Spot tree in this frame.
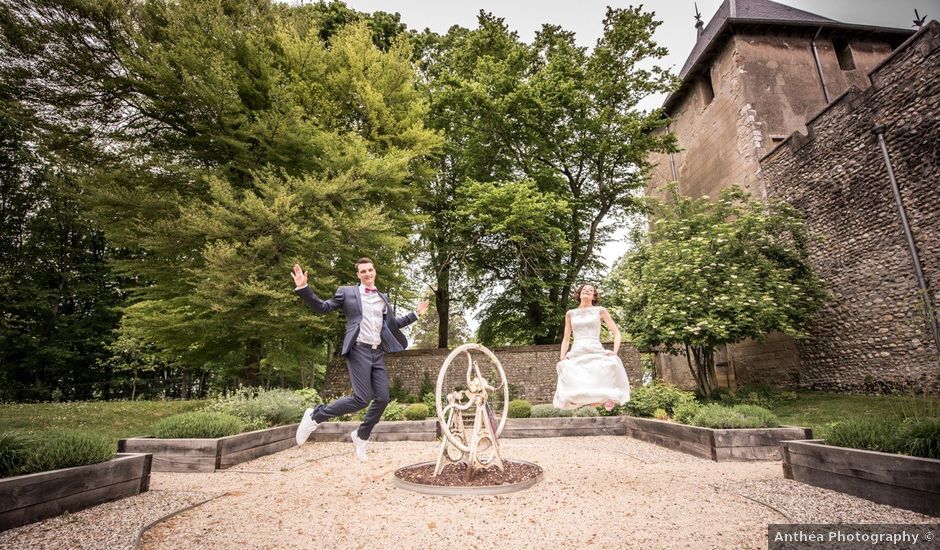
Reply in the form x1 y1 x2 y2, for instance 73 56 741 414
608 185 828 396
414 8 677 345
407 303 472 350
1 0 439 385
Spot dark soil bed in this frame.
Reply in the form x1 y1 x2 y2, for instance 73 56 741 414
395 460 542 487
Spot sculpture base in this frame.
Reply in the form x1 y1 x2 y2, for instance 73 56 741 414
393 460 543 495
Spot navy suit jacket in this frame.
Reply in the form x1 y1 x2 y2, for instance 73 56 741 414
295 285 418 356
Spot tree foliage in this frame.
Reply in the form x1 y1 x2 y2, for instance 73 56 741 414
414 8 677 345
608 185 828 396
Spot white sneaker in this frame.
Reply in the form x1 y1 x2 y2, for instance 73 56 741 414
350 430 368 462
295 408 319 446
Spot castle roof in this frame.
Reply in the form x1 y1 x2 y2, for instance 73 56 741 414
663 0 914 114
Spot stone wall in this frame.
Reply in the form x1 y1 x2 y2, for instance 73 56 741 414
321 344 642 405
759 22 940 392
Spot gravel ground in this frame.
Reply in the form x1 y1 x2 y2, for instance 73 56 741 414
3 436 935 550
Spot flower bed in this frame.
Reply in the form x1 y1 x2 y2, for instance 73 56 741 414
781 439 940 517
0 453 152 531
623 416 811 461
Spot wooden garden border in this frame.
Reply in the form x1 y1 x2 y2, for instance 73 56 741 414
623 416 812 461
782 439 940 517
0 452 152 531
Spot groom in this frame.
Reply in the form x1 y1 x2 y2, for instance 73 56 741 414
292 257 428 461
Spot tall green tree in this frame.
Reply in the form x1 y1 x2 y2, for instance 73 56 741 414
1 0 439 385
415 8 677 345
607 185 828 396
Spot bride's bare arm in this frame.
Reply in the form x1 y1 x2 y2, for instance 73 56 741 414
558 310 572 360
599 307 621 355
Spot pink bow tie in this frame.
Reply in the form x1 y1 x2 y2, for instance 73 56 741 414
364 287 378 294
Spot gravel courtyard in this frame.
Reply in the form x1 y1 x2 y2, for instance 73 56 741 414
1 436 935 549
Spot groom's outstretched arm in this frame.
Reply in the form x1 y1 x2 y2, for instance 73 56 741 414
292 263 344 314
395 299 428 327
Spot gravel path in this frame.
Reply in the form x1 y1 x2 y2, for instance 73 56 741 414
2 436 934 550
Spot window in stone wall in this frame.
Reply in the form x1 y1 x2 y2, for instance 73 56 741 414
833 36 856 71
701 70 715 107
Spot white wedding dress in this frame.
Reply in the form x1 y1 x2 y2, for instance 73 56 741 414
553 306 631 410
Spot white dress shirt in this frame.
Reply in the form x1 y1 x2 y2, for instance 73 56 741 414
356 285 386 346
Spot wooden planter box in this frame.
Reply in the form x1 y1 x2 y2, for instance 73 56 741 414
0 453 152 532
311 420 438 442
502 416 628 438
623 416 812 461
782 439 940 517
118 424 298 473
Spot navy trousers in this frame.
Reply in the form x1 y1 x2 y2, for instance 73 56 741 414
310 344 389 440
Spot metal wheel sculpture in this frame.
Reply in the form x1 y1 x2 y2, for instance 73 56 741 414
433 343 509 480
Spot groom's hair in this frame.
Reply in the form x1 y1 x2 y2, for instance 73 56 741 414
355 257 374 270
574 284 601 305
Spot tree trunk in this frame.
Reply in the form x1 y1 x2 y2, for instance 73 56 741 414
687 344 719 397
436 267 450 348
242 338 262 387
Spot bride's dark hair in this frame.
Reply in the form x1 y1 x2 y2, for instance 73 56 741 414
574 284 600 305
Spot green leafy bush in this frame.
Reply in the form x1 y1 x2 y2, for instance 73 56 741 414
204 388 307 427
423 392 441 418
627 382 696 417
895 418 940 459
508 399 532 418
294 388 322 408
652 408 669 420
382 400 405 421
151 411 247 438
419 371 435 398
404 403 430 421
0 430 113 477
404 394 419 404
574 406 599 417
672 400 702 424
690 403 779 429
389 377 407 402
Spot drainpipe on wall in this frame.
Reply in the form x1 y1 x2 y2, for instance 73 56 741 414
874 126 940 356
811 27 832 104
667 124 679 181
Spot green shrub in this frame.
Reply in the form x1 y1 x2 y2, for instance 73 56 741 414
508 399 532 418
419 370 435 398
895 418 940 459
714 384 797 408
205 387 308 427
404 394 419 404
0 431 31 477
652 408 669 420
827 417 901 453
574 406 599 417
690 403 778 429
672 400 702 424
627 382 696 417
597 403 624 416
0 430 113 477
556 407 574 417
530 404 559 418
382 400 405 421
389 377 408 402
731 404 780 427
294 388 322 408
404 403 430 421
423 392 441 418
152 412 247 438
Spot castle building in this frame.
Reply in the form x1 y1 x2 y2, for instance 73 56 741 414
647 0 939 391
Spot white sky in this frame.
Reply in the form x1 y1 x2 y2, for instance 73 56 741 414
324 0 937 328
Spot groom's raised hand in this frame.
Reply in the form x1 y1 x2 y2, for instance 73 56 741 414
291 264 308 288
416 299 430 316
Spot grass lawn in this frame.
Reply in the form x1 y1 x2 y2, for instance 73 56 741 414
771 391 940 440
0 400 206 446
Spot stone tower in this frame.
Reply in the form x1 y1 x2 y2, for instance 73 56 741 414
646 0 916 389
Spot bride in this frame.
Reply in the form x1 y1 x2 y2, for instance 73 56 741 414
553 284 631 410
